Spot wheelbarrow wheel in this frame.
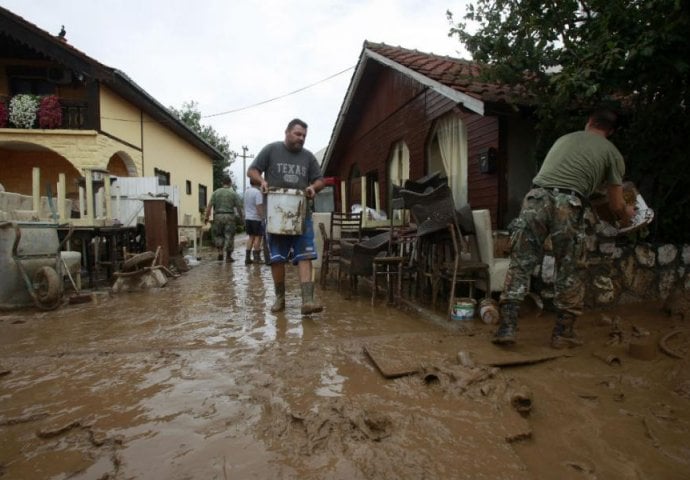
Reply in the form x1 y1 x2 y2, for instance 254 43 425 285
33 266 61 308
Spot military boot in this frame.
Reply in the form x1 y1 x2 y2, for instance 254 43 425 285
300 282 323 315
245 250 252 265
252 250 262 264
492 301 519 345
270 282 286 313
551 313 583 349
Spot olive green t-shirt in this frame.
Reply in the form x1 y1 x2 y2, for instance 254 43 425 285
209 187 242 214
532 130 625 197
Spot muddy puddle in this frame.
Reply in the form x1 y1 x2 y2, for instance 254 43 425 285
1 239 689 479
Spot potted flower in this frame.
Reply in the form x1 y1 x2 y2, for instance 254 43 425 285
38 95 63 129
0 99 8 128
9 94 39 129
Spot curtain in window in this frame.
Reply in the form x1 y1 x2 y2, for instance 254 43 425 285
436 114 468 208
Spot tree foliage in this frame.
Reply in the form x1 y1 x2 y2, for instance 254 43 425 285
169 101 237 191
448 0 690 243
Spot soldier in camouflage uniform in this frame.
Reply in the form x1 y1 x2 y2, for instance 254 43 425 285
204 175 244 262
494 109 635 348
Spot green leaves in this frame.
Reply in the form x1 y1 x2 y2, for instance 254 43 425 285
448 0 690 242
170 101 237 190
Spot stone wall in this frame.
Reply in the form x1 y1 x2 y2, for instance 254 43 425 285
534 235 690 309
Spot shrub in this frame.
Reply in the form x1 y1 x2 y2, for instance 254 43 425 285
38 95 63 129
9 94 38 129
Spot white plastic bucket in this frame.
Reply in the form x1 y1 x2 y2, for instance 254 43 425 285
479 298 499 325
451 298 476 321
266 188 307 235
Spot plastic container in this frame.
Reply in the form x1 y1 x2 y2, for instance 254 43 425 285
479 298 499 325
265 188 306 235
451 298 476 321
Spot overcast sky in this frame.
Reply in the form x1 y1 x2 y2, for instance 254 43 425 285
2 0 471 190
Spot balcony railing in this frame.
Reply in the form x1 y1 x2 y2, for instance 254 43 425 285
0 96 91 130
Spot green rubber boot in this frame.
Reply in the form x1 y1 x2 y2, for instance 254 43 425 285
300 282 323 315
271 282 285 313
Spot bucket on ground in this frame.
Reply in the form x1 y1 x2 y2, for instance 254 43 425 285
265 188 307 235
479 298 499 324
451 298 476 321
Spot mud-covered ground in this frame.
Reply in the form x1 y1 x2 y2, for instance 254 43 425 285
1 238 689 479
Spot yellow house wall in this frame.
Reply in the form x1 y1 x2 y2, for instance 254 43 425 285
142 112 213 224
99 86 142 148
0 129 142 185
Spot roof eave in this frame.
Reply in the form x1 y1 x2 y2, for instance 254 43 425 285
321 46 485 173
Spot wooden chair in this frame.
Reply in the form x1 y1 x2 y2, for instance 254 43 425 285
371 228 417 305
319 211 362 288
441 223 490 320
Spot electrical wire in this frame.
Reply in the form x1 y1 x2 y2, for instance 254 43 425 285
99 65 355 123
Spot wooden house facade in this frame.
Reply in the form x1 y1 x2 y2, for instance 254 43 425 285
321 41 538 228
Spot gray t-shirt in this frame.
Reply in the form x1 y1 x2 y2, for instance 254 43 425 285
250 141 323 190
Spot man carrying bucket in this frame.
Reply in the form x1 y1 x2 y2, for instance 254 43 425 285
247 118 325 315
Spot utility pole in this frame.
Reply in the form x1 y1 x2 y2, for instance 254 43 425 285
239 145 254 193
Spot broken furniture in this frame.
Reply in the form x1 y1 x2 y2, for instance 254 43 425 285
320 211 362 288
399 182 489 319
370 196 414 305
58 224 142 289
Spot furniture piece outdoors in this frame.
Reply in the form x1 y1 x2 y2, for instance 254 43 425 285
319 211 362 288
471 209 510 294
442 224 490 319
371 229 417 305
371 197 414 305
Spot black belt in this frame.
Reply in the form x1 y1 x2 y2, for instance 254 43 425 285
215 211 234 214
532 184 586 203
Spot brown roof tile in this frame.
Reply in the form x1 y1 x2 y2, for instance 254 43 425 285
365 41 534 106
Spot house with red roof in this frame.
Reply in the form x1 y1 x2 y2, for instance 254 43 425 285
321 41 539 228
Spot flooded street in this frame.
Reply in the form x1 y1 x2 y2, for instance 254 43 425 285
1 239 690 479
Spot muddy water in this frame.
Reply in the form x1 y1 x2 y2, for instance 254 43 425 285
1 242 690 479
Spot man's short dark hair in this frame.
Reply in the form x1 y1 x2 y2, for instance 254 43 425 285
287 118 308 131
589 109 618 132
222 175 232 185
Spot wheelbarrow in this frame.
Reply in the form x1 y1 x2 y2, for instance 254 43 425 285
9 222 75 310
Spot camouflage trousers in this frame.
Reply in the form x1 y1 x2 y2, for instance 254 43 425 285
500 187 587 316
211 213 237 254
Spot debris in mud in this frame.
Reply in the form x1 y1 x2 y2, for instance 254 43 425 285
269 399 393 456
0 412 49 426
592 351 622 366
659 329 687 359
363 344 420 379
564 460 596 475
0 368 10 377
36 419 83 439
508 385 533 416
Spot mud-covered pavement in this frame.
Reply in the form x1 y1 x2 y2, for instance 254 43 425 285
1 241 690 479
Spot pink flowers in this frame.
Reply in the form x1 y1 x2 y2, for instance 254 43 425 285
37 95 63 129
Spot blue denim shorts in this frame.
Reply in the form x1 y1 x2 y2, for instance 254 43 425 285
266 217 318 265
